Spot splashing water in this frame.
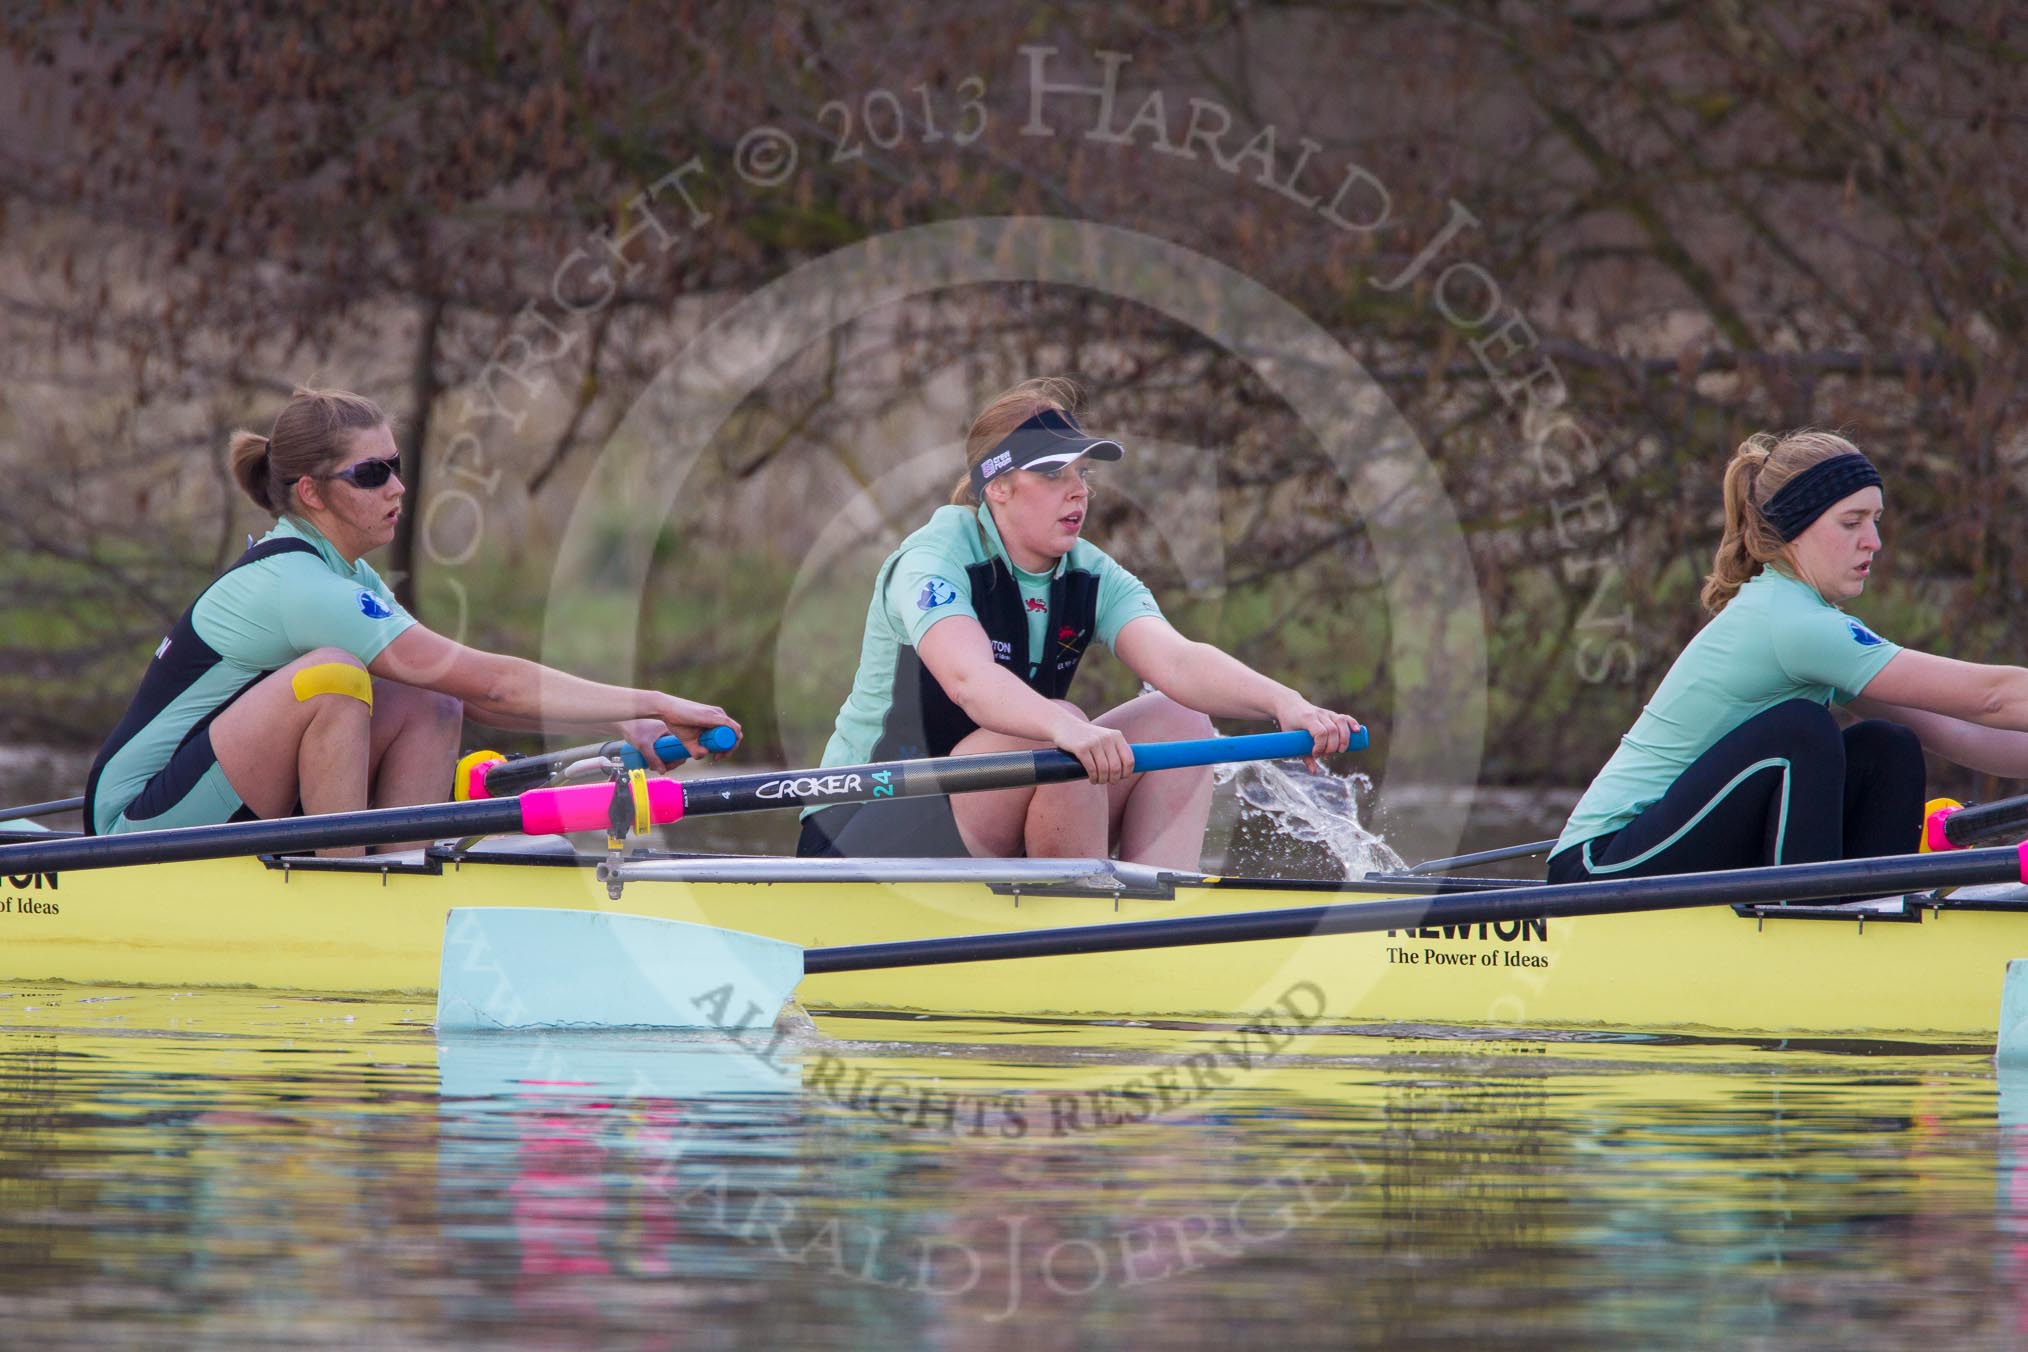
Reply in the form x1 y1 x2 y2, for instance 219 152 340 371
1213 760 1405 879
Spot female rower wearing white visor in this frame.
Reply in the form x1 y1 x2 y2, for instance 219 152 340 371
1551 428 2028 885
797 376 1363 868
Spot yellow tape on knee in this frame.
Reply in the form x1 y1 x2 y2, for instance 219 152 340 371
292 663 373 709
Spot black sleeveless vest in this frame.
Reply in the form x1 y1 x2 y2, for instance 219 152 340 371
871 555 1101 761
83 537 318 832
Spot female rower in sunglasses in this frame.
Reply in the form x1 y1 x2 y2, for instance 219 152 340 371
83 387 738 851
796 377 1362 867
1550 428 2028 885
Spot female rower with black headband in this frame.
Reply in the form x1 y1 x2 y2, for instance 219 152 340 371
84 387 738 852
1549 429 2028 884
797 377 1363 867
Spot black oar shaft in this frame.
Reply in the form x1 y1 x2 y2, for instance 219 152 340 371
803 846 2025 974
681 750 1085 817
0 799 521 874
0 795 85 823
1944 796 2028 849
1403 837 1556 875
4 755 1082 868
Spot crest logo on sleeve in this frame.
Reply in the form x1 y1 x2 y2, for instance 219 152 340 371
916 579 959 611
357 590 395 620
1846 620 1884 648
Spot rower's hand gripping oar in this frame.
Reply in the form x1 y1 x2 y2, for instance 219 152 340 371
0 729 1348 875
437 838 2028 1031
459 726 740 800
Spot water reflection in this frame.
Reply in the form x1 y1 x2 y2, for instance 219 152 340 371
0 986 2019 1346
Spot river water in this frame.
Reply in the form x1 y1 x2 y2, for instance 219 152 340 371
0 986 2020 1347
15 747 2011 1346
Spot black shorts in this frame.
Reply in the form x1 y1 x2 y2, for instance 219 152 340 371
103 725 268 830
796 797 972 858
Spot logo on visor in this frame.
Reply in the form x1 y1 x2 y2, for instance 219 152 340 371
357 590 394 620
978 450 1013 482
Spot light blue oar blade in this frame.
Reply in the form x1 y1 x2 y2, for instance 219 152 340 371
2000 958 2028 1072
437 907 805 1031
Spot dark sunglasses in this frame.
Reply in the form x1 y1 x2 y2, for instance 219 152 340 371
316 455 402 490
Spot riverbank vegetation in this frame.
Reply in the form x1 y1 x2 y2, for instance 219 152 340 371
2 3 2020 801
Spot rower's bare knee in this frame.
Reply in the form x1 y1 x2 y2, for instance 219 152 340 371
425 687 462 726
1107 691 1213 742
428 689 462 748
1034 774 1107 811
1022 772 1110 857
407 687 464 761
1152 696 1214 741
380 681 461 740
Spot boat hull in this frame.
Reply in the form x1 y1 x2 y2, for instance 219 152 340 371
3 847 2021 1038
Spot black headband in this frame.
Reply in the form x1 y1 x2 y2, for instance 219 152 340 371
1762 452 1883 541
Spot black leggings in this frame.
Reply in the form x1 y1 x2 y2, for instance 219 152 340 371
1547 699 1924 884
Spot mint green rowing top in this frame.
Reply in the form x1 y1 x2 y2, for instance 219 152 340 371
90 516 415 834
1553 568 1903 857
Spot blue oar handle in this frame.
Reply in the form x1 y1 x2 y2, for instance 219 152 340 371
1127 727 1362 774
621 725 739 770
